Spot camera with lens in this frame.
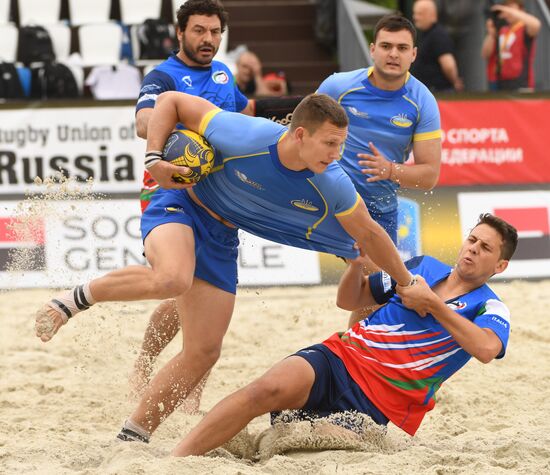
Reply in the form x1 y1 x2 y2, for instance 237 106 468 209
484 0 507 29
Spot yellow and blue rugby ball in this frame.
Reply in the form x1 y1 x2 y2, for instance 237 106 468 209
162 130 215 184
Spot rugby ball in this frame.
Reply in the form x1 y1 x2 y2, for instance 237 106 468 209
162 130 215 184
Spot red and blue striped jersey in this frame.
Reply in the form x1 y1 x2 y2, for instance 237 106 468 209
323 255 510 435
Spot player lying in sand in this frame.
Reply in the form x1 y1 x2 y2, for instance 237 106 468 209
170 213 517 456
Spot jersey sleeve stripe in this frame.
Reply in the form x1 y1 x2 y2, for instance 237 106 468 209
198 108 222 136
413 130 442 141
482 298 511 323
334 192 361 217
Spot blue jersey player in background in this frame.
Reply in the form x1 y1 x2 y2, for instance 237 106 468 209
35 93 416 444
136 0 251 212
317 15 442 328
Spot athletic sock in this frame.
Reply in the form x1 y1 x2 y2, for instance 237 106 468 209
49 282 96 323
116 419 150 444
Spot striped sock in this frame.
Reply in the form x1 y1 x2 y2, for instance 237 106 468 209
117 419 150 443
49 282 96 323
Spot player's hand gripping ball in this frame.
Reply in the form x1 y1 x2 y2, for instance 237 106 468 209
162 130 215 184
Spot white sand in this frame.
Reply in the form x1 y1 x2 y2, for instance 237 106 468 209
1 281 550 474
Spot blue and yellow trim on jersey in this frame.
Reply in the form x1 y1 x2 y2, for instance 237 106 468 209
335 193 361 217
199 107 222 136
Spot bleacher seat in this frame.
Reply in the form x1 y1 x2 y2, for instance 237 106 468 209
44 23 71 62
0 23 18 61
18 0 60 25
68 0 110 26
120 0 162 25
0 0 10 25
78 23 122 66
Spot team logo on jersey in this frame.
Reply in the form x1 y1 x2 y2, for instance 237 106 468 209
390 114 413 128
291 199 319 212
234 170 264 190
139 84 161 94
165 207 186 214
447 300 467 311
137 93 158 105
347 106 369 119
181 75 193 87
212 71 229 84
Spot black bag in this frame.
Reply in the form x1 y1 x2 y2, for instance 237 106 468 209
137 19 176 59
17 25 56 65
0 62 25 99
30 63 79 99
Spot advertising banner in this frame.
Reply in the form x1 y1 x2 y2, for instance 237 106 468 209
438 99 550 186
458 191 550 279
0 107 144 195
0 200 320 289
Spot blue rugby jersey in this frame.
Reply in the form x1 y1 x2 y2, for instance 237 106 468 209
192 109 361 259
136 54 248 114
317 67 441 214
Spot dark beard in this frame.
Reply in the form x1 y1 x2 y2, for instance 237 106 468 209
181 41 216 66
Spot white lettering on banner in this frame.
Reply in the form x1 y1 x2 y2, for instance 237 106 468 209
441 128 509 144
0 107 145 194
442 148 523 166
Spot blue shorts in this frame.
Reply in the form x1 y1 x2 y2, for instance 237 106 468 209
366 206 398 245
140 189 240 294
272 344 389 428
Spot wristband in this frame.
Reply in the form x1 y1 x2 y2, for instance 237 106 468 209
145 151 163 169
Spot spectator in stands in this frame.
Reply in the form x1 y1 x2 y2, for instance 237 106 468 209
410 0 464 92
481 0 541 91
235 50 288 97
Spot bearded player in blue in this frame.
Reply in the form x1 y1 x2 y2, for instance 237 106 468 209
35 92 416 444
317 14 442 327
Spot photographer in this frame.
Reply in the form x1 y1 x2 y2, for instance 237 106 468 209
481 0 541 91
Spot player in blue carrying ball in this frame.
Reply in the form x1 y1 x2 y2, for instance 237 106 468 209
35 92 416 443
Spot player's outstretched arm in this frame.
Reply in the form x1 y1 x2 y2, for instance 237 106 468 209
336 258 377 311
337 201 413 288
145 92 219 189
171 355 314 456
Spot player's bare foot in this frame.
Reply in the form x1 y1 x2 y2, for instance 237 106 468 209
34 284 95 342
35 304 67 342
